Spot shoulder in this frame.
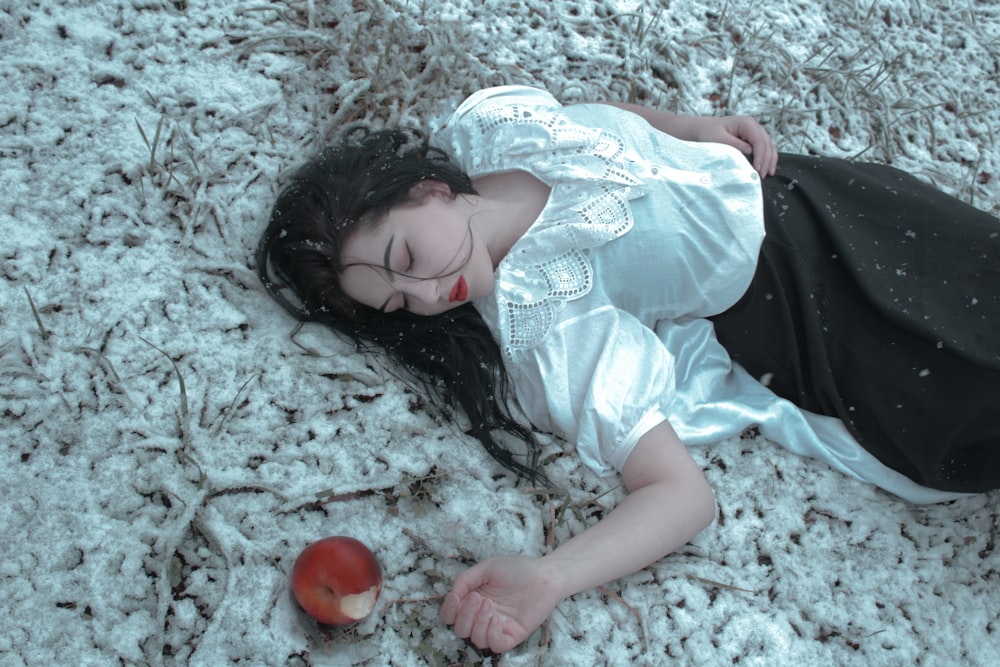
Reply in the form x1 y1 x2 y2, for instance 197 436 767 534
437 85 569 151
434 86 602 180
449 86 562 120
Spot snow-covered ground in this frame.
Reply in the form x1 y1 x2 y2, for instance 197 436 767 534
1 0 998 664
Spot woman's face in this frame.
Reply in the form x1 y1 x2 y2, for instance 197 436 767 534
339 181 495 316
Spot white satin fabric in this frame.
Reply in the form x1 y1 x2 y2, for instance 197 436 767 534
435 86 967 503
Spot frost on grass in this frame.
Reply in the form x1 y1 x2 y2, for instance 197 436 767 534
1 0 998 665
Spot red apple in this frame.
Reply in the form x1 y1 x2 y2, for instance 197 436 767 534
291 536 383 625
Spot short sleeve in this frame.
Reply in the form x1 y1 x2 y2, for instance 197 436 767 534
509 305 675 476
449 86 562 119
435 86 561 175
434 86 607 182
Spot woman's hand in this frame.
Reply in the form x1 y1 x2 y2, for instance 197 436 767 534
596 102 779 179
441 421 716 653
684 115 779 179
440 554 562 653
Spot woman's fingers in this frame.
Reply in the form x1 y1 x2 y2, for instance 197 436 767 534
732 117 778 178
448 590 484 639
447 590 510 651
757 148 778 177
486 612 511 652
467 596 499 649
749 137 778 177
440 554 553 652
440 591 461 625
706 116 778 178
441 558 493 626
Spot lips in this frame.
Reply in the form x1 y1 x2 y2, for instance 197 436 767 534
449 276 468 303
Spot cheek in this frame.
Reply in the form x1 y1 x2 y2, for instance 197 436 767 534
339 266 386 310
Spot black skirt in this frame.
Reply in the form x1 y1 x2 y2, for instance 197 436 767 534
710 154 1000 493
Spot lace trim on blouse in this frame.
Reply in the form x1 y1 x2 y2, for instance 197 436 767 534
454 97 644 362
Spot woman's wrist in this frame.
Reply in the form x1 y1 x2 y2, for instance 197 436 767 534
534 552 583 602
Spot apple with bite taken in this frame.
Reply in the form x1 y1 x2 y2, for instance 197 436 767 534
291 536 383 625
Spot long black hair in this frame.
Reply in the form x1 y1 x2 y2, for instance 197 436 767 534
257 128 543 481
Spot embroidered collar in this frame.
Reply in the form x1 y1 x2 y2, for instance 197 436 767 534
444 100 644 361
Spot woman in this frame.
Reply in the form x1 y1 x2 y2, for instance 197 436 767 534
258 86 999 652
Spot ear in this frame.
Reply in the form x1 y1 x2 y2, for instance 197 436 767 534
409 179 453 200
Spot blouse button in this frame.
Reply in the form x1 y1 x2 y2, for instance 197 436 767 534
651 167 659 175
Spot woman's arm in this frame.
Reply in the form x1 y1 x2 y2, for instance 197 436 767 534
596 101 779 178
440 420 715 652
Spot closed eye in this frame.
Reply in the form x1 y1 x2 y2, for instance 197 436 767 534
405 243 415 273
397 244 414 311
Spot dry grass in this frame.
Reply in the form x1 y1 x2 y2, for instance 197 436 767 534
1 1 997 665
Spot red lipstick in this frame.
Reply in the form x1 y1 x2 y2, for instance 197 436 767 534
449 276 468 303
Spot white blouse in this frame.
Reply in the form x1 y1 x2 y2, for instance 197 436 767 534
434 86 965 504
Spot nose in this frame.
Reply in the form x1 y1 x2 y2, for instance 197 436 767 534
401 277 440 305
